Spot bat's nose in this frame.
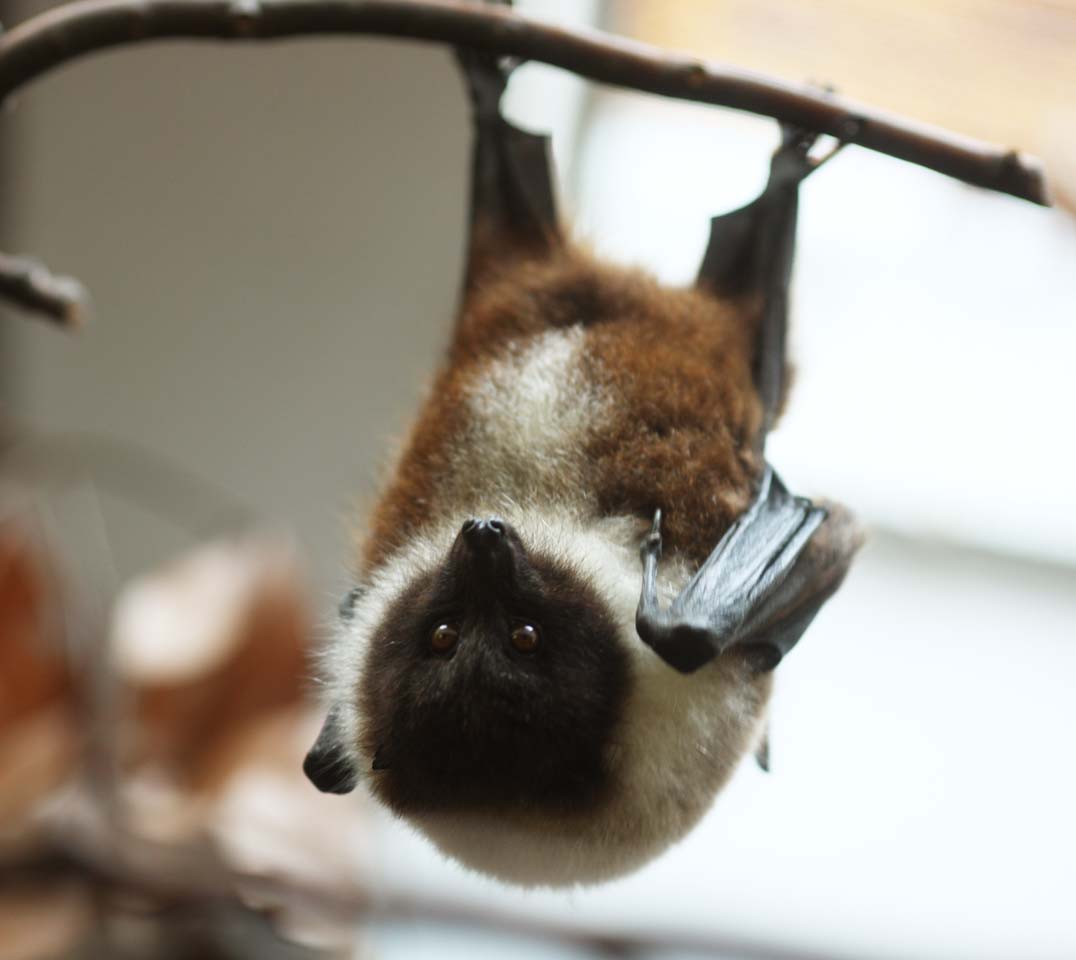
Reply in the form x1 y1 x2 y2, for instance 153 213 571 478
462 517 507 553
455 517 522 588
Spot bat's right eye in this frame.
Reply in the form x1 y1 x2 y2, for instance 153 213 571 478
430 623 460 655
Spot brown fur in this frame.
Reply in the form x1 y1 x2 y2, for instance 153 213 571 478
361 244 766 572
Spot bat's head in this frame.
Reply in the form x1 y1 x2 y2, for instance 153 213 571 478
351 515 630 814
305 510 771 887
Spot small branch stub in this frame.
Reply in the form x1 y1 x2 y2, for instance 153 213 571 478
0 252 90 328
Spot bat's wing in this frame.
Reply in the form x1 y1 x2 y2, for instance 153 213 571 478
455 47 560 290
696 126 842 434
644 125 858 675
636 466 861 674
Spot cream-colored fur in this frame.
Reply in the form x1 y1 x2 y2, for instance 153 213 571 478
325 327 771 886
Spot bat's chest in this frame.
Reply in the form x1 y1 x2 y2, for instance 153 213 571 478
446 327 609 513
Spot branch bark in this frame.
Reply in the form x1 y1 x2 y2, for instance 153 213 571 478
0 0 1051 207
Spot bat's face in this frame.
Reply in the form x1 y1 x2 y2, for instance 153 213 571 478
358 517 630 818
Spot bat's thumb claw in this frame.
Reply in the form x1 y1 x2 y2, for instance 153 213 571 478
649 508 662 537
641 509 663 557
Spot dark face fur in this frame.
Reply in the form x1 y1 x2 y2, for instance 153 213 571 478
357 517 629 817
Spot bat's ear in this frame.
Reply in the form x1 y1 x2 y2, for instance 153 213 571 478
337 583 366 622
695 125 840 436
303 706 359 795
455 47 561 292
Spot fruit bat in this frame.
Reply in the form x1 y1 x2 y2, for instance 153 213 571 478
304 49 861 887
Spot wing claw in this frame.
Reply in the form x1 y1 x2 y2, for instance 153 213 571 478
642 508 663 560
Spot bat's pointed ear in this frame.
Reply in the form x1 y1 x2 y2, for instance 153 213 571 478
456 47 561 293
303 706 359 795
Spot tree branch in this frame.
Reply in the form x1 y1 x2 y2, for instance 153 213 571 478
0 0 1051 207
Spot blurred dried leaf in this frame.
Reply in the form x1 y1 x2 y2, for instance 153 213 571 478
0 883 93 960
0 519 70 728
211 709 367 888
0 519 79 834
2 514 368 959
0 709 81 841
213 710 368 955
110 536 310 792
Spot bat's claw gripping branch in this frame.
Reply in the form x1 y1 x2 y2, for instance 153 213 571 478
455 2 522 118
772 124 846 187
456 46 511 119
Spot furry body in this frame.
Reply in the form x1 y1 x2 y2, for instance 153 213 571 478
323 246 775 886
363 247 763 570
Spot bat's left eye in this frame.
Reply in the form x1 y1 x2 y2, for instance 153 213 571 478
510 622 541 654
430 623 460 654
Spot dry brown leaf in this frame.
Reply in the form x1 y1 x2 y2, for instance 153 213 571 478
110 536 310 792
0 883 93 960
211 710 370 955
0 709 81 839
1 523 366 957
0 519 80 835
0 519 70 730
210 708 368 884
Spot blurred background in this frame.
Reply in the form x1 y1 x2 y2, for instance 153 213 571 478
1 1 1074 958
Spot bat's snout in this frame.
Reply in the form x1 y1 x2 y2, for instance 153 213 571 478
457 516 518 581
462 516 507 548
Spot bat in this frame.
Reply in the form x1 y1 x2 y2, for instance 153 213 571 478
303 49 861 887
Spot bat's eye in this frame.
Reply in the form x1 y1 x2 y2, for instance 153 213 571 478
430 623 460 654
510 622 541 654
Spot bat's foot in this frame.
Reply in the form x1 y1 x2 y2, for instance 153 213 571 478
773 124 845 183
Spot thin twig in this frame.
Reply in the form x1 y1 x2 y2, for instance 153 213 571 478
0 0 1050 206
0 252 89 327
